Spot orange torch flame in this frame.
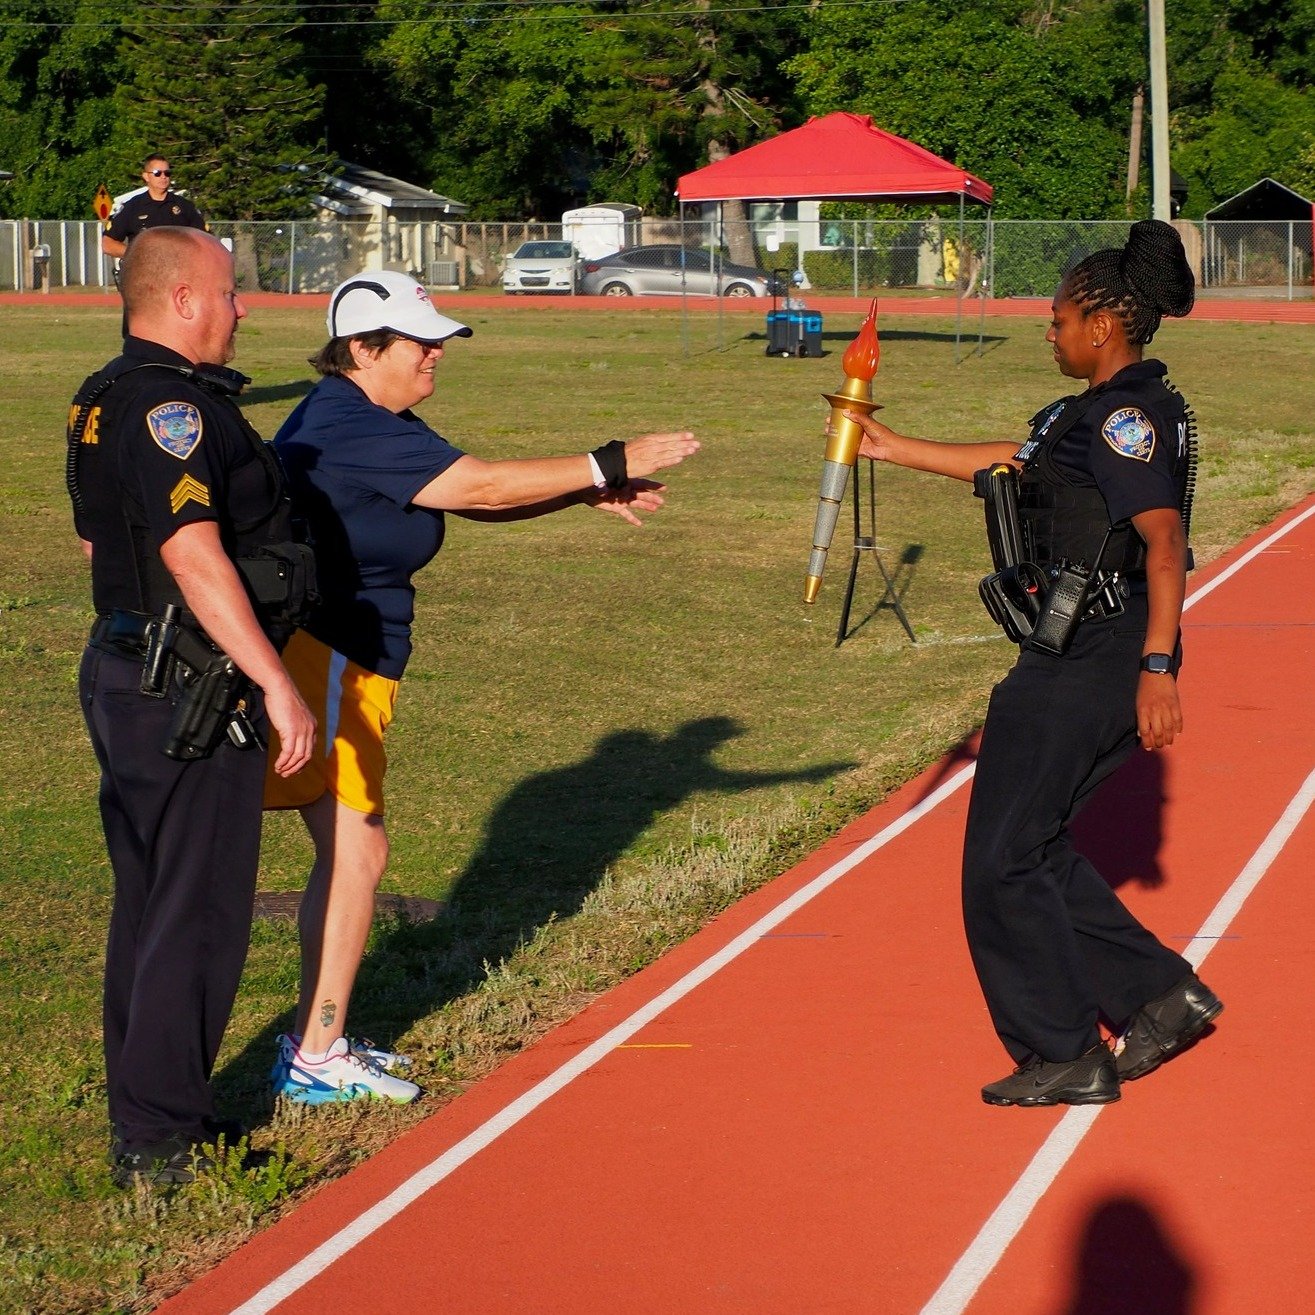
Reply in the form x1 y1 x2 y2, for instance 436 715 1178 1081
841 297 880 381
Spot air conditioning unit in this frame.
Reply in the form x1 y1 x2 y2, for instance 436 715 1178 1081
428 259 459 288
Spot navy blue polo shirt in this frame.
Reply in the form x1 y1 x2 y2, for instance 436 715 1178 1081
274 374 466 678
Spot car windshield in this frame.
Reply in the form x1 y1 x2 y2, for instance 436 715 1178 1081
514 242 574 259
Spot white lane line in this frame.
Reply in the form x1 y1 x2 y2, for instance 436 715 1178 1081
919 762 1315 1315
234 497 1315 1315
917 498 1315 1315
1181 499 1315 616
231 764 977 1315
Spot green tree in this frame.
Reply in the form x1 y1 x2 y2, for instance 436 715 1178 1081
374 0 803 226
577 1 805 260
1167 0 1315 214
376 2 612 217
788 0 1145 218
0 0 123 218
111 0 329 222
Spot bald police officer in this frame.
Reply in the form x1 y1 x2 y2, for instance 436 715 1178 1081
69 228 315 1186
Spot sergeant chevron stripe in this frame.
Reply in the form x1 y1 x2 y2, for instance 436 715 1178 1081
170 474 211 513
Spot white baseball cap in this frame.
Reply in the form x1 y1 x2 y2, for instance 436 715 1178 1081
327 270 472 343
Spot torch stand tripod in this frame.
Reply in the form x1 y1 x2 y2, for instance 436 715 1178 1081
835 458 916 647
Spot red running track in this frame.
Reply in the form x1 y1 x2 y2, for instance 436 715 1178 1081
5 290 1315 324
163 497 1315 1315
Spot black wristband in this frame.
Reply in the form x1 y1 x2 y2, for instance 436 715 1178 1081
590 439 628 489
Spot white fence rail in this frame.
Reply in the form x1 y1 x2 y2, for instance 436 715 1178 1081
2 217 1311 299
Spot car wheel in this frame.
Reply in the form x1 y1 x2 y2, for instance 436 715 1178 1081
725 283 755 299
601 281 633 297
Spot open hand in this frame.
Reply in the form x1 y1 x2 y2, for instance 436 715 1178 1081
623 431 700 478
584 478 667 526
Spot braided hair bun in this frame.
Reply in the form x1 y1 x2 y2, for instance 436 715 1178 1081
1065 219 1195 345
1121 220 1195 319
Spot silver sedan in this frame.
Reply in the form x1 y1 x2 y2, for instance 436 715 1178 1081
580 246 785 298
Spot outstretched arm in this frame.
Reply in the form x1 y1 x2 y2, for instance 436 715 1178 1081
844 410 1017 483
453 479 668 527
412 431 698 513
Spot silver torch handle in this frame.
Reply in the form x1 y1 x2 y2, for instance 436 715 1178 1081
807 459 851 580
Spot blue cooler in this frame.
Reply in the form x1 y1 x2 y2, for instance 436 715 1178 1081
766 306 823 357
802 311 823 357
765 309 795 356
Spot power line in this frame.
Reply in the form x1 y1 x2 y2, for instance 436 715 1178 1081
0 0 908 30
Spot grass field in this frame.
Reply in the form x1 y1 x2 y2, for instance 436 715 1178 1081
2 298 1313 1312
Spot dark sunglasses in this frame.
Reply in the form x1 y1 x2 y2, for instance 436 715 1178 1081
147 168 172 177
397 335 442 352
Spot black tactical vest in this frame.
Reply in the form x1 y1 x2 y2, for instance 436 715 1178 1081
1015 374 1196 577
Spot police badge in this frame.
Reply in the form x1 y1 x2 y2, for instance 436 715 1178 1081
1101 407 1156 462
147 401 204 459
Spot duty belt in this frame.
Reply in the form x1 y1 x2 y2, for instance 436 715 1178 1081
89 609 153 659
1084 573 1146 622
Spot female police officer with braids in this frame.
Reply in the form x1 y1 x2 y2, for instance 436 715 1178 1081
845 220 1222 1107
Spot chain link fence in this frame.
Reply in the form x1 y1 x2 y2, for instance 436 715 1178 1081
2 215 1311 299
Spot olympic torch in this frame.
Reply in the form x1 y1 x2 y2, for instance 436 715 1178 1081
803 298 881 604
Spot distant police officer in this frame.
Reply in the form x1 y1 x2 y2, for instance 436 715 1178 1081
845 221 1222 1107
68 227 315 1185
100 154 206 261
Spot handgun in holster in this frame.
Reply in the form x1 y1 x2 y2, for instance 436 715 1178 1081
140 604 262 759
974 464 1043 642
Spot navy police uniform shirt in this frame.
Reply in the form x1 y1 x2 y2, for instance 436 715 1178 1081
70 336 287 616
104 191 207 246
273 374 467 679
1021 358 1189 526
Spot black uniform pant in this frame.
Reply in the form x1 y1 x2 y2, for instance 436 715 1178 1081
79 646 266 1151
962 595 1190 1065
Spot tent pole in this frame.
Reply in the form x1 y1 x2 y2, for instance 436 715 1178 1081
717 204 726 350
957 191 967 362
679 202 690 358
978 206 992 356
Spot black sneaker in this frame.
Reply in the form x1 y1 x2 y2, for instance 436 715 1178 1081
1116 974 1223 1081
111 1134 215 1188
108 1116 244 1164
982 1042 1121 1107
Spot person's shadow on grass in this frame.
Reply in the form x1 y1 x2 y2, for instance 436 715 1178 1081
219 715 853 1116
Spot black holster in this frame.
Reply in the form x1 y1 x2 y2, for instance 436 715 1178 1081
978 563 1047 645
135 605 260 759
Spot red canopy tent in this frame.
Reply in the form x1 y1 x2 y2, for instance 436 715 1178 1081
676 112 994 357
675 111 992 206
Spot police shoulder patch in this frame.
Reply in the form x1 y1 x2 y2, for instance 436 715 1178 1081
1101 406 1156 462
147 402 204 459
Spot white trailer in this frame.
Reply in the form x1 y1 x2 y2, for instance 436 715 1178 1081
561 203 642 261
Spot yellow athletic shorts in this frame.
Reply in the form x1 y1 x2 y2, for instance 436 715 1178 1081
263 629 399 816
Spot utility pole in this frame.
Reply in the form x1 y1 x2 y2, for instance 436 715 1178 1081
1148 0 1171 220
1127 84 1145 201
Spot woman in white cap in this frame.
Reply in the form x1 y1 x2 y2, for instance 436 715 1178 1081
265 271 698 1104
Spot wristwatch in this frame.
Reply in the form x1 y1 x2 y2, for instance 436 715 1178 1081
1140 652 1175 675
